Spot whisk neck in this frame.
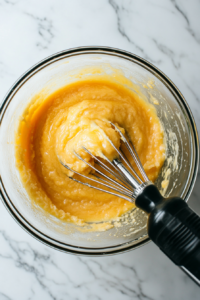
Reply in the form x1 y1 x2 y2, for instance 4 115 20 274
113 158 140 189
135 184 164 213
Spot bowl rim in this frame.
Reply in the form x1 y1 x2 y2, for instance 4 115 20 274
0 46 199 256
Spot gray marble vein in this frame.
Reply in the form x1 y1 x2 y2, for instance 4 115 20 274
24 12 54 49
170 0 200 44
0 0 200 299
108 0 162 64
0 225 199 300
0 293 12 300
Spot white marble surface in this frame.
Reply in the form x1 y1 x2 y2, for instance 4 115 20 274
0 0 200 299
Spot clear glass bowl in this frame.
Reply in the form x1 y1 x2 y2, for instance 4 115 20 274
0 47 199 255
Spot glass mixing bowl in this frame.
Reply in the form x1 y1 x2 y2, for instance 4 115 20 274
0 47 199 255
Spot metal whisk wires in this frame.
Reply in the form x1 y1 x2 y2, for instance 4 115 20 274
59 122 149 203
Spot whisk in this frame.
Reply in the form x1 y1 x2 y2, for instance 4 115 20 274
59 122 200 285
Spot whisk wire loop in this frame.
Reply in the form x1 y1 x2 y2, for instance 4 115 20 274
73 151 133 193
82 146 132 189
59 125 150 202
59 160 133 202
110 122 149 182
102 128 143 183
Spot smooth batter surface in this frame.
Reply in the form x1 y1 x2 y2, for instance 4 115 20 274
16 74 166 227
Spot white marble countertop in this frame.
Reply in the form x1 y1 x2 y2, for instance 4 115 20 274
0 0 200 299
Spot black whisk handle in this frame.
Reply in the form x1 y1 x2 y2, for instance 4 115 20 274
135 184 200 285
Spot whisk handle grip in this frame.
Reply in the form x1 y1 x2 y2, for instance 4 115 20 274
135 185 200 285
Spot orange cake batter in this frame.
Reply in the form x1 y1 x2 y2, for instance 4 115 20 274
15 73 166 227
